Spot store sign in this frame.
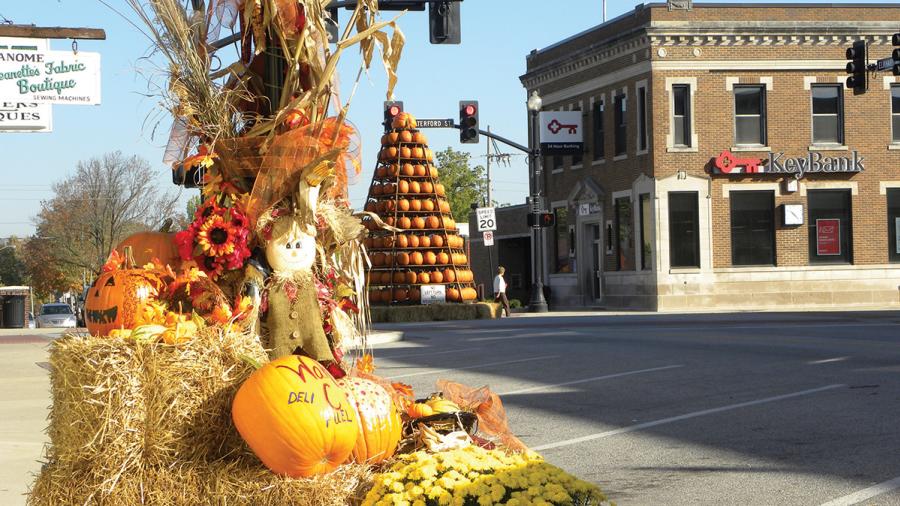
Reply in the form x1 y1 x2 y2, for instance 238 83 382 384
539 110 583 153
712 150 864 179
816 219 841 256
578 202 601 216
0 49 101 105
0 38 51 132
420 285 446 305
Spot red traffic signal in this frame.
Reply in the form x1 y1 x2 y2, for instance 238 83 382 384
459 100 479 144
527 212 555 228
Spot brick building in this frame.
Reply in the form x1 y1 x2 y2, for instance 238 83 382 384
501 2 900 310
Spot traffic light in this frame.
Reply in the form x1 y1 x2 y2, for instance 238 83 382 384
459 100 479 144
383 101 403 131
845 39 867 94
893 33 900 76
527 212 555 228
428 1 460 44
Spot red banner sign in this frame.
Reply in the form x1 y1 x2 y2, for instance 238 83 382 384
816 219 841 256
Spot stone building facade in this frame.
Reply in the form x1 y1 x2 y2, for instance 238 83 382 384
512 2 900 310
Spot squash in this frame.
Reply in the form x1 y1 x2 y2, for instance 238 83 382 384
232 355 359 477
337 377 402 464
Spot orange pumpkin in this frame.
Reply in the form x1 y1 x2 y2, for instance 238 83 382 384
412 147 425 159
435 183 446 196
419 235 431 248
394 288 408 301
408 288 421 302
418 272 431 284
396 252 410 266
369 289 381 303
398 180 409 193
391 112 417 129
414 164 427 177
410 199 422 211
447 288 460 301
413 131 427 144
409 181 421 194
422 199 435 212
421 182 434 194
437 252 450 265
408 235 421 248
232 355 359 477
402 163 415 176
397 235 409 248
399 130 413 143
461 287 478 301
376 166 387 178
400 146 412 159
85 268 163 336
443 268 456 283
405 271 417 284
410 251 424 265
430 235 444 248
398 199 410 211
426 216 440 229
387 164 400 177
431 270 444 283
428 165 439 178
115 232 180 268
412 217 426 230
393 271 406 283
439 201 451 214
398 216 412 229
337 377 402 464
387 132 400 144
425 251 437 265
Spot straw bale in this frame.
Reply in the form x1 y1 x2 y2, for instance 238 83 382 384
43 327 268 492
370 302 499 323
29 458 375 506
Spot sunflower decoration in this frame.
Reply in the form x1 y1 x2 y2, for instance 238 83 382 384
175 195 253 280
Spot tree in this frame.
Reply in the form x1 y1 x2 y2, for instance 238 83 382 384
433 148 488 222
0 237 25 286
28 151 180 288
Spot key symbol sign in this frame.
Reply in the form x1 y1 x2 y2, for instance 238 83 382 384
547 118 578 135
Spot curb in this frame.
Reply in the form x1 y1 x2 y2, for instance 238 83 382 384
358 330 404 347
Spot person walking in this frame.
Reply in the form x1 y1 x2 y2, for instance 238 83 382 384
493 266 511 317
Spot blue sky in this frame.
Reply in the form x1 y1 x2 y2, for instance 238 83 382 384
0 0 881 240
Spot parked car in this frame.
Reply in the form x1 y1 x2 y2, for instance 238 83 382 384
36 303 77 329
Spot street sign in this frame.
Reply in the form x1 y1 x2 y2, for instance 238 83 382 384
483 230 494 246
878 57 895 71
476 206 496 231
420 284 446 304
417 118 454 128
539 110 583 154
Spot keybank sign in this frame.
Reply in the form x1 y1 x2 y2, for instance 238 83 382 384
712 149 864 179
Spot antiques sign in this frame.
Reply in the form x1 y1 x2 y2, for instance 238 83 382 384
0 49 101 105
0 37 51 132
712 149 864 179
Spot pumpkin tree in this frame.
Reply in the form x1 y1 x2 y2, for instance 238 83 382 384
363 112 478 305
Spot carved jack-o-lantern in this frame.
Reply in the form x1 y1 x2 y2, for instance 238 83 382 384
84 269 163 336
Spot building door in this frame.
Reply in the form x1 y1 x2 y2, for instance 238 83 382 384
582 222 603 303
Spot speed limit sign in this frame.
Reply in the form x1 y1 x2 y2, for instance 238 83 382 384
476 207 496 231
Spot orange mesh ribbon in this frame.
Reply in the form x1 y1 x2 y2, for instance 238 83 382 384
437 380 529 452
246 117 361 226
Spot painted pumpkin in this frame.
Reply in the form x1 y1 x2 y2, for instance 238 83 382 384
84 269 163 336
115 232 180 268
232 355 359 478
337 377 402 464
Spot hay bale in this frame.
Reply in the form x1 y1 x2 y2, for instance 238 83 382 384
29 458 375 506
42 328 268 493
370 302 499 323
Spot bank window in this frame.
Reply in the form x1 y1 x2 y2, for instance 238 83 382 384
673 84 691 147
593 99 605 160
889 189 900 262
730 191 776 266
734 85 766 146
615 197 634 270
614 94 626 156
811 85 843 145
639 194 652 270
553 206 571 273
808 189 852 264
891 85 900 143
668 192 700 268
637 85 648 152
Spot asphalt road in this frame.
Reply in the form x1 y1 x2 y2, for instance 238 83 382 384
372 311 900 506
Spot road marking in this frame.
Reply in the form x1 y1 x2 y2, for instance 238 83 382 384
820 476 900 506
468 330 578 342
378 347 484 360
808 356 850 365
387 354 559 380
500 364 684 396
533 383 845 452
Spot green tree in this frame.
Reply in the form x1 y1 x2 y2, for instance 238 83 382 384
433 147 487 221
0 237 25 286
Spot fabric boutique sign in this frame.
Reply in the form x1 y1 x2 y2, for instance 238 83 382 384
712 150 864 178
0 49 101 105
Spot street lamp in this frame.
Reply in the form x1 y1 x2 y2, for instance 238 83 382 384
527 90 548 313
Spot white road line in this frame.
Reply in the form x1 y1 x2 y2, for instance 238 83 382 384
533 383 845 452
808 356 850 365
820 476 900 506
387 354 559 380
468 330 579 342
378 347 484 360
500 364 684 396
